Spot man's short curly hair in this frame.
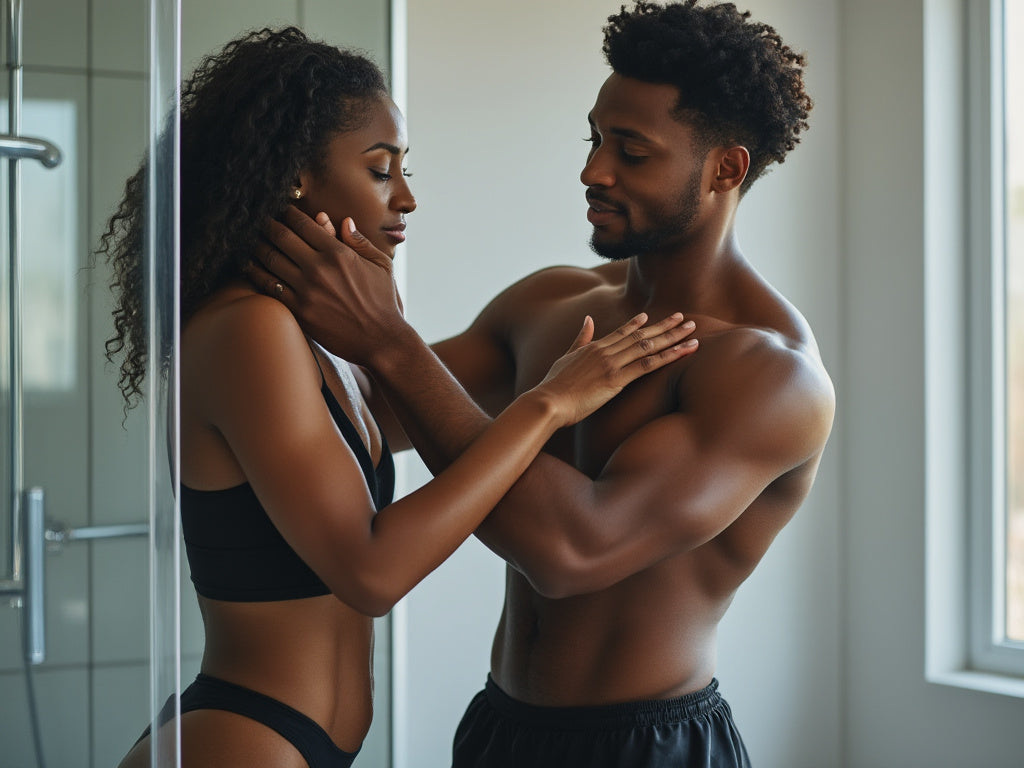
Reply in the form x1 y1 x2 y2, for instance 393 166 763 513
603 0 812 192
97 27 387 409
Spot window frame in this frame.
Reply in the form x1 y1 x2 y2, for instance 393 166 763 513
967 0 1024 678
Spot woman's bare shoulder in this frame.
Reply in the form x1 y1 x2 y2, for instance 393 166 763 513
182 286 319 413
186 284 297 339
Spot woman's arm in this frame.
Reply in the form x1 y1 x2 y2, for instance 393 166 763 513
195 295 695 616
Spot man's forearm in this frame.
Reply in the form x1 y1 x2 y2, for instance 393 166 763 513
368 332 492 475
370 336 590 591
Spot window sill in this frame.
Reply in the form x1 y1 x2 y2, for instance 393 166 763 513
927 669 1024 700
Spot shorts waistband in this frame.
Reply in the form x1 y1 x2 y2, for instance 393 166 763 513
483 675 723 730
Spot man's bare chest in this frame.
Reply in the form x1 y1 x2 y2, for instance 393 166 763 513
508 308 687 476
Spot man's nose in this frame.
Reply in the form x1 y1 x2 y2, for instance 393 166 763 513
580 147 614 188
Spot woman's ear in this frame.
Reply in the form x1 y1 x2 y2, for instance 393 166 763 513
710 146 749 193
291 169 314 200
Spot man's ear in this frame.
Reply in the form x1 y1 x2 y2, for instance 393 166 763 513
710 146 749 193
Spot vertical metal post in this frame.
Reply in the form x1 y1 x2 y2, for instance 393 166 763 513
5 0 25 601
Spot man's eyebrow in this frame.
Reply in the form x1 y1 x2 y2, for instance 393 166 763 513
586 114 654 144
610 127 654 143
361 142 406 155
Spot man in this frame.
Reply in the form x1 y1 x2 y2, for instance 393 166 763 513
257 2 834 765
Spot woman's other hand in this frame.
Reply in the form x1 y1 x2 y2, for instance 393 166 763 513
535 313 698 427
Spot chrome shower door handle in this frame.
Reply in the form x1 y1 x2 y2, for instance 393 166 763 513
23 487 44 664
0 134 62 168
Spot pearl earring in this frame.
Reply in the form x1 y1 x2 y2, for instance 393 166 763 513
292 188 304 199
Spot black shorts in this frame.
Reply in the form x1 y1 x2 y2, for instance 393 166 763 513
452 676 751 768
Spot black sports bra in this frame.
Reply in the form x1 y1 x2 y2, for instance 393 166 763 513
181 375 395 602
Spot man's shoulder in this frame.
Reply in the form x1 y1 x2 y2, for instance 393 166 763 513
685 323 835 461
694 323 831 402
488 262 621 310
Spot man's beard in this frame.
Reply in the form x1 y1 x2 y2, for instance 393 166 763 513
588 169 702 261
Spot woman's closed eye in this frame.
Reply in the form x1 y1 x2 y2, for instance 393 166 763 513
370 168 414 181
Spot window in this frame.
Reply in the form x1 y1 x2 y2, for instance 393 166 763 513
969 0 1024 676
1003 0 1024 645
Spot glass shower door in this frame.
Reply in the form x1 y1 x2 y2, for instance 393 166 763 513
0 2 396 767
0 0 183 766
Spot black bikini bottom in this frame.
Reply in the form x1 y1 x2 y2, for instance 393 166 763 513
138 672 360 768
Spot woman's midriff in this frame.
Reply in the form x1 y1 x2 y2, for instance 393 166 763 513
197 593 374 753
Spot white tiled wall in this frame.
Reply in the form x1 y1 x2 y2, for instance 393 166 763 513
22 0 88 69
91 539 149 665
305 0 390 69
92 662 149 766
181 0 298 74
0 667 90 768
91 0 147 74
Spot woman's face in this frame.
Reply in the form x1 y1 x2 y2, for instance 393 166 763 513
296 94 415 258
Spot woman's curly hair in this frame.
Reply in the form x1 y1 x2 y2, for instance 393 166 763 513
97 27 387 409
603 0 812 192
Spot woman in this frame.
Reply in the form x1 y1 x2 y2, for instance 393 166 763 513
101 28 696 768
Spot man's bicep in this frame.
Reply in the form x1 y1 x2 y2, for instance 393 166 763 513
593 414 773 550
477 413 764 598
521 391 816 595
595 349 835 555
487 334 835 597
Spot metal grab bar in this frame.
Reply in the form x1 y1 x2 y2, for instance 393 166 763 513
0 488 45 662
0 504 150 666
24 488 43 664
0 134 61 167
45 522 149 544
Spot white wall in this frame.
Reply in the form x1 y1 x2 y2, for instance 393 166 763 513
398 1 843 766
